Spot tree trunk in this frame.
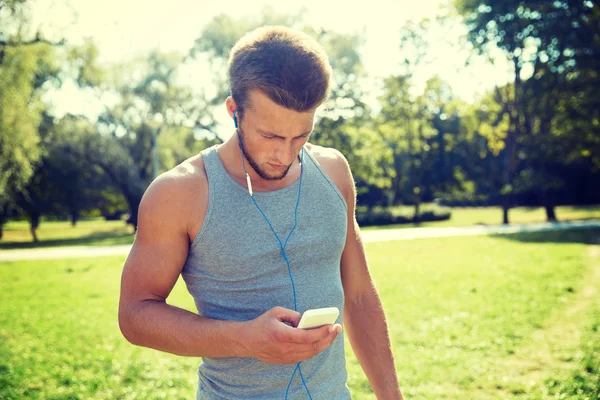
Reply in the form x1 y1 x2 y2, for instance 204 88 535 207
387 189 396 208
501 59 523 226
30 226 39 243
413 200 421 223
545 205 557 222
391 150 404 206
0 208 7 240
502 200 510 225
29 213 40 242
543 190 557 222
392 176 403 205
502 134 514 226
70 209 79 227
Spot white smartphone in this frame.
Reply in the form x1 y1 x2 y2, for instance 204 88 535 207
297 307 340 329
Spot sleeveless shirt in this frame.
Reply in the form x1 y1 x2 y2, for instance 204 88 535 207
181 144 352 399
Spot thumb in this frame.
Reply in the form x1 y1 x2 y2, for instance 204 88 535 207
270 306 301 326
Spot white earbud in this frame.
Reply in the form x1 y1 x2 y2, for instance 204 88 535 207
246 173 253 196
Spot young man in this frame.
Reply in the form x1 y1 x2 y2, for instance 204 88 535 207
118 25 404 400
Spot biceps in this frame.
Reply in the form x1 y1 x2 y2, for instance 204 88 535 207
120 235 189 304
340 220 373 303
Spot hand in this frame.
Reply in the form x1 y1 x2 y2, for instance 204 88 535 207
241 306 342 364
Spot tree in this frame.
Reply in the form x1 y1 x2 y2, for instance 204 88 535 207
13 111 72 241
418 77 465 202
0 0 64 238
78 48 223 229
306 28 381 197
459 87 510 210
373 20 440 218
49 114 109 225
455 0 599 222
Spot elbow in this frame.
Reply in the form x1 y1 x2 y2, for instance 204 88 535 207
118 304 141 346
345 286 380 310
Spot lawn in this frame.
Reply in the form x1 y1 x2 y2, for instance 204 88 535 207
362 205 600 230
1 228 599 399
1 205 599 249
0 219 134 249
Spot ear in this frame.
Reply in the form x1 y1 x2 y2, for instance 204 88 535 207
226 96 237 120
226 97 240 129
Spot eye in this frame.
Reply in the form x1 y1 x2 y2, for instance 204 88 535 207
259 132 275 139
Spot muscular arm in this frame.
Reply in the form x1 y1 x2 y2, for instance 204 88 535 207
321 148 404 399
118 172 246 357
342 219 404 399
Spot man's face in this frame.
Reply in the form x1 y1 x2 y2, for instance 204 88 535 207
236 90 316 181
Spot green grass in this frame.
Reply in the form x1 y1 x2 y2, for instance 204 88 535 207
362 205 600 230
0 219 134 249
1 229 599 399
1 206 599 249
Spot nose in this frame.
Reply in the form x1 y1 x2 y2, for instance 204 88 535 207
275 141 296 165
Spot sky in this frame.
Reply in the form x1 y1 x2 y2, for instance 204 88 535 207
28 0 513 129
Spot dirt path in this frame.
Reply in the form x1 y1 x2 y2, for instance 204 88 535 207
1 219 599 262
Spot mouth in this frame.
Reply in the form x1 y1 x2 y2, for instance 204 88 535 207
268 163 287 170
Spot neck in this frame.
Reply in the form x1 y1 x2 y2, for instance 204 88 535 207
218 132 302 192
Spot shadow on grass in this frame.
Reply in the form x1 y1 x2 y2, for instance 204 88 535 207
0 231 134 250
492 227 600 245
473 216 600 227
363 216 600 231
568 205 600 211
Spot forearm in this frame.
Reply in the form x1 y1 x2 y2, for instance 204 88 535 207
344 290 404 400
119 299 246 358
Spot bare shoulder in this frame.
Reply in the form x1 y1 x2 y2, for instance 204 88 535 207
138 153 208 241
141 154 207 210
305 142 347 165
305 143 353 201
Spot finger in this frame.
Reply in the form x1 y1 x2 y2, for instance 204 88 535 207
270 307 301 326
275 323 327 343
289 329 342 362
291 324 342 354
311 324 342 355
283 323 331 344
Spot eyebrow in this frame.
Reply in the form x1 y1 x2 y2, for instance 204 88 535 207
257 129 312 139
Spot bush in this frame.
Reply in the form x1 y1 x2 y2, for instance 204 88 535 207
356 203 451 227
436 193 492 207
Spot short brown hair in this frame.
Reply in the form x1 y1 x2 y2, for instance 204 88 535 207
227 25 332 116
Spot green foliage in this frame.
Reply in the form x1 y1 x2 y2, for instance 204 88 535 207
87 50 221 228
0 0 64 198
456 0 596 73
0 43 48 196
455 0 600 220
2 4 599 233
67 38 106 88
356 203 451 227
375 68 472 209
0 0 66 238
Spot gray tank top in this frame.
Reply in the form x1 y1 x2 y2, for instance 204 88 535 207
181 144 352 400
